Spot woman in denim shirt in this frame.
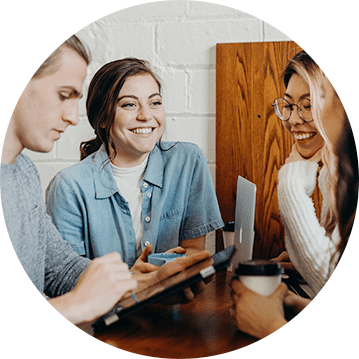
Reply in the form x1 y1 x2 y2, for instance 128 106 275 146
46 58 224 272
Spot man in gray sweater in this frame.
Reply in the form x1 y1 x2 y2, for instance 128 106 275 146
1 35 210 325
0 35 138 324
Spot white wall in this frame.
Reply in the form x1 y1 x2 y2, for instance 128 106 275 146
25 1 290 191
23 1 289 254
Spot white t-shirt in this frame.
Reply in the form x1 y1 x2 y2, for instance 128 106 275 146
111 156 148 257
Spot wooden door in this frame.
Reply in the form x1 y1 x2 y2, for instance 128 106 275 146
216 41 322 259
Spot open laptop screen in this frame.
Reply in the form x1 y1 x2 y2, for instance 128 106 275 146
232 175 257 271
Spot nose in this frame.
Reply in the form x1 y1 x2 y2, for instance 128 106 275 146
63 100 80 126
288 106 305 126
137 106 152 121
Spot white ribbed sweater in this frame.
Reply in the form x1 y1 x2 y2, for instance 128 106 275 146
277 161 340 295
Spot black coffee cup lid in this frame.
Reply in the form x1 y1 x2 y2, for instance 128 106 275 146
235 260 283 276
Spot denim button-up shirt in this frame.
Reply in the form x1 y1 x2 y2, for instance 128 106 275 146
46 142 224 267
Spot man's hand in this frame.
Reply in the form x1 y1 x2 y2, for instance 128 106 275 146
49 252 137 325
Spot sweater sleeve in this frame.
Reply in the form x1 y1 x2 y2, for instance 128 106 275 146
277 161 338 295
43 211 91 297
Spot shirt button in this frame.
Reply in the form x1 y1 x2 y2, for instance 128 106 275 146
145 216 151 223
143 183 148 188
147 192 152 198
145 241 151 247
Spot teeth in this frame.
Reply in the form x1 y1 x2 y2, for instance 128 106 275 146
132 128 153 134
293 132 315 141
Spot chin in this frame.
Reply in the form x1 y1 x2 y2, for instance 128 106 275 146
297 146 321 159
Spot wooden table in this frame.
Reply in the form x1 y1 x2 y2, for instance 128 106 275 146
78 271 257 357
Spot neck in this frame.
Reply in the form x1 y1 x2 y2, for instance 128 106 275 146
111 153 149 168
1 118 24 164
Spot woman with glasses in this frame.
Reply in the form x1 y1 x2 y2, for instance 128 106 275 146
272 51 338 296
230 52 357 339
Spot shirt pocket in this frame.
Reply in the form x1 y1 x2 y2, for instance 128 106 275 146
156 207 184 252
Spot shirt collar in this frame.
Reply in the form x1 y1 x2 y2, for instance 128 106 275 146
92 145 118 199
143 144 164 189
92 144 164 198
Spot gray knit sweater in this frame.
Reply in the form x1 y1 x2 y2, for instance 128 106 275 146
1 154 90 297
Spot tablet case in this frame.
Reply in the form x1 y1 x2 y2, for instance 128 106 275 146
92 245 235 331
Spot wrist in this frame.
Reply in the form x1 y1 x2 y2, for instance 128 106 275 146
48 290 90 325
265 316 287 337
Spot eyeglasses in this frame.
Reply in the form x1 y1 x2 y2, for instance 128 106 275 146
272 97 313 122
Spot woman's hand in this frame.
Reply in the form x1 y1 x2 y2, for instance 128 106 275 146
271 251 297 273
133 249 212 301
49 252 137 325
130 244 187 274
230 280 288 339
286 143 322 164
284 291 311 316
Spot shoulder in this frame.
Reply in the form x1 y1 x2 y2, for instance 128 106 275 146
56 154 95 181
18 153 40 174
158 141 203 159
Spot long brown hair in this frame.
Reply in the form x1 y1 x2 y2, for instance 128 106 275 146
80 58 162 161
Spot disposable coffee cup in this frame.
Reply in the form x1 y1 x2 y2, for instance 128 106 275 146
235 260 283 296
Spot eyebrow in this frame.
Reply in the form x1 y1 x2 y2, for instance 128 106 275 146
117 93 162 102
284 92 310 100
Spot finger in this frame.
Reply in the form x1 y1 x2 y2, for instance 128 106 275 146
272 282 288 300
138 244 153 261
183 287 195 301
176 250 211 267
165 251 212 275
165 246 186 254
271 251 288 262
231 279 246 295
279 262 295 270
136 262 160 273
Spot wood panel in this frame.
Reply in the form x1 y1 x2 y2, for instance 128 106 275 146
216 41 321 259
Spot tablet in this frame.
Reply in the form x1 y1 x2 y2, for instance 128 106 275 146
92 245 235 331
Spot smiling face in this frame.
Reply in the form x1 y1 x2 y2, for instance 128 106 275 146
282 74 324 159
109 74 166 167
11 47 87 155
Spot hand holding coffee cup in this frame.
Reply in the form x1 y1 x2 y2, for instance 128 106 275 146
235 260 284 296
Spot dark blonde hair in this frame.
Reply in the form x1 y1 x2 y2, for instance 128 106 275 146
284 51 358 264
80 58 161 161
33 35 90 79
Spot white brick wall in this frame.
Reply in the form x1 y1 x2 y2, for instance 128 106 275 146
25 1 290 191
22 0 290 254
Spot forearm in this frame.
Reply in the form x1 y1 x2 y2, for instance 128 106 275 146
180 235 206 256
48 291 89 325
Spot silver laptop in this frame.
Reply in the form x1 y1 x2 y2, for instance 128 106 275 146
231 175 257 272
